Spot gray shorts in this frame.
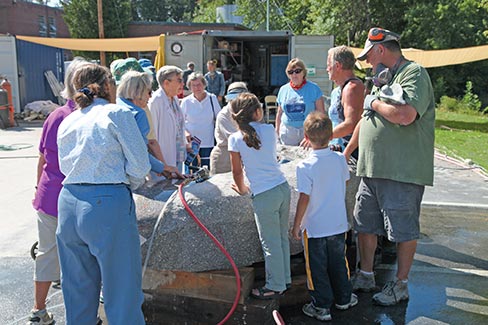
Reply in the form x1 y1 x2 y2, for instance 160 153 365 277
353 177 425 242
34 211 60 281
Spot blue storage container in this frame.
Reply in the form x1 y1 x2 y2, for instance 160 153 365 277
16 39 64 111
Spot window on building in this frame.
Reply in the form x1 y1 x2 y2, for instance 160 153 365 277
38 15 47 37
48 17 56 38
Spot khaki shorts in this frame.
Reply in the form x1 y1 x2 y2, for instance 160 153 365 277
279 124 304 146
34 211 60 282
353 177 424 242
210 145 231 175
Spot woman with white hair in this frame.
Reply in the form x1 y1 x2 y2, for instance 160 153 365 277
117 70 181 178
149 65 187 175
180 72 220 169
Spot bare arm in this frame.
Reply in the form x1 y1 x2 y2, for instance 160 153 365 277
292 192 310 240
275 105 283 136
343 119 361 162
230 151 249 195
147 139 165 163
36 153 46 185
333 81 364 139
314 96 326 114
370 99 418 126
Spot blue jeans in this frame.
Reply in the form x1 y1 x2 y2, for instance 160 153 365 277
251 182 291 292
303 231 352 309
57 184 145 325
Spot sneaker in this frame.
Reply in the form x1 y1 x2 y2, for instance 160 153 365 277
372 280 409 306
26 309 55 325
335 293 358 310
351 270 376 292
302 302 332 321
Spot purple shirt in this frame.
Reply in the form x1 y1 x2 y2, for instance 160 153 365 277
32 100 76 217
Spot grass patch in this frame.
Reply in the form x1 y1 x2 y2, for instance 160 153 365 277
435 109 488 170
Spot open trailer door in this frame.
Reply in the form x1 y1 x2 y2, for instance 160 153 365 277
291 35 334 97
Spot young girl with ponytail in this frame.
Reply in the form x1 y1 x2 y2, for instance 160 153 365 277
228 93 291 299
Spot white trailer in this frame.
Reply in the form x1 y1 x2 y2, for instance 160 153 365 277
165 30 334 98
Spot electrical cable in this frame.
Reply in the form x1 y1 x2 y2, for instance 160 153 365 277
178 181 241 325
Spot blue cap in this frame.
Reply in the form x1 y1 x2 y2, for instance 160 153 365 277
139 58 155 70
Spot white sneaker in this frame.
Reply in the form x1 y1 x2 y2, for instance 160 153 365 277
302 302 332 321
26 309 55 325
351 270 376 292
372 280 409 306
335 293 358 310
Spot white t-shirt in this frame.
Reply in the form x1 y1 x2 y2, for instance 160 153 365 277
181 92 220 148
296 148 350 238
228 122 286 195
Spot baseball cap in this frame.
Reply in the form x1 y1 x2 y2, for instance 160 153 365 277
357 28 401 61
224 82 248 101
111 58 144 85
139 58 155 70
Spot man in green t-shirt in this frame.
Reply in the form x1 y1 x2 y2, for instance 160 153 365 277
349 27 435 306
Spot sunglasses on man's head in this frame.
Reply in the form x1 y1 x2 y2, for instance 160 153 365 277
287 68 303 75
368 28 399 42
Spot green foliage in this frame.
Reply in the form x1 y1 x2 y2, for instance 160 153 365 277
192 0 225 23
435 110 488 170
131 0 196 22
462 81 482 112
192 0 313 32
437 81 485 114
437 96 461 112
62 0 132 59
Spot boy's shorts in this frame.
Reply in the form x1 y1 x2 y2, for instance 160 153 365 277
34 211 60 282
353 177 425 242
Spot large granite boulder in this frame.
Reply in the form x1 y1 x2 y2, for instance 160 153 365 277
135 145 359 273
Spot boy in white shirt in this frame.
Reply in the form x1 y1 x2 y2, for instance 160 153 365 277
292 111 358 321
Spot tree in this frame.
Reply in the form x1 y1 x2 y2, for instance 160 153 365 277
305 0 411 46
192 0 312 32
61 0 132 60
131 0 196 22
401 0 488 105
192 0 229 24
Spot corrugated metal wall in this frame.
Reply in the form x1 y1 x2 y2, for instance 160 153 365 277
16 39 64 111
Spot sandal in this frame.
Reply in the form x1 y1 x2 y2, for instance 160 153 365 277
251 286 284 300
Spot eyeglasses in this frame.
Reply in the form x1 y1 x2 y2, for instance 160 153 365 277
287 68 303 75
368 28 399 42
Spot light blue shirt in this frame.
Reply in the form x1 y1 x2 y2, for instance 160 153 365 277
205 71 226 97
277 81 323 128
328 87 344 148
228 122 286 195
117 97 165 174
58 98 150 189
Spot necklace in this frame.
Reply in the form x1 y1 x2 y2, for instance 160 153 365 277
290 78 307 90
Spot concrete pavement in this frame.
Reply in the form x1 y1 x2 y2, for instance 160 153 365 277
1 120 487 324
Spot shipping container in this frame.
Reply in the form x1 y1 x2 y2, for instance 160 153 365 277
16 39 64 111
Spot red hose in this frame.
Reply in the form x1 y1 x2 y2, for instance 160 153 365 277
178 183 241 324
